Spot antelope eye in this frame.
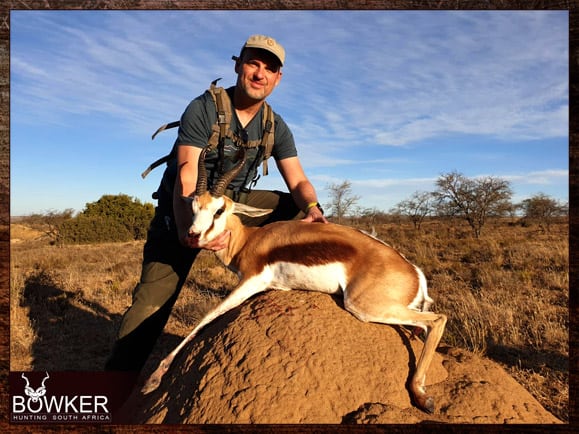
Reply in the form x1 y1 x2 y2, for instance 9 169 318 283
214 207 225 217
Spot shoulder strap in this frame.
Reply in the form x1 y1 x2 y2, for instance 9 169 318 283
208 79 275 175
259 101 275 176
206 78 230 150
142 78 276 179
141 121 180 178
141 79 225 179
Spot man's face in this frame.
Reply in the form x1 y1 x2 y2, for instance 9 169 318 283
235 48 283 102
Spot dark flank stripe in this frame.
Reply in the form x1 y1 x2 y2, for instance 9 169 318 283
265 241 357 266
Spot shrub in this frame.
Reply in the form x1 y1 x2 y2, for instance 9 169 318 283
57 215 133 244
82 194 154 240
56 194 154 244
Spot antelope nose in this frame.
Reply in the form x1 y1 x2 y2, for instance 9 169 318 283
188 231 201 240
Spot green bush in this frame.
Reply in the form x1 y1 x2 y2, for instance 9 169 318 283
57 215 133 244
57 194 154 244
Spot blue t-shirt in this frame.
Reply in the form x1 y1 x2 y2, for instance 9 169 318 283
169 86 297 191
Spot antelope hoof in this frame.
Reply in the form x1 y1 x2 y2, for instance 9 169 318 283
419 395 435 414
140 375 160 395
140 362 168 395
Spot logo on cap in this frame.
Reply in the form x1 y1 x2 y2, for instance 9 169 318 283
241 35 285 66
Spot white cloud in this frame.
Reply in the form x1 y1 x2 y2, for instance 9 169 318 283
10 10 569 214
504 169 569 185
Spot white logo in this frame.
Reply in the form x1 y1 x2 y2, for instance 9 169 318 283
11 372 111 423
21 372 49 403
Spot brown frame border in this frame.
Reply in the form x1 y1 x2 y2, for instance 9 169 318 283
0 1 575 432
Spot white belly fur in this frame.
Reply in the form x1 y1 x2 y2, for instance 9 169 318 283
265 262 347 294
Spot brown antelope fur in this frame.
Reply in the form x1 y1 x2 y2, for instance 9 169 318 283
141 149 447 414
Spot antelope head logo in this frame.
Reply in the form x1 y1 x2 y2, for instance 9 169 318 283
21 372 49 402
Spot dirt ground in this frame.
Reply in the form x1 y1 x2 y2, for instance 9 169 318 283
122 290 561 424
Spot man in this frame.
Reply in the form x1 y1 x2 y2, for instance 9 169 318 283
105 35 327 374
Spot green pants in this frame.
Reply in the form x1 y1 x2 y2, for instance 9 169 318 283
105 189 303 372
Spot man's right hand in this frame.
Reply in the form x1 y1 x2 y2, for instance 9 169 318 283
180 229 231 251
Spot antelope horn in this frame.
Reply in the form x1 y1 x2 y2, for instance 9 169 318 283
210 148 247 198
21 373 30 389
40 372 50 388
195 148 209 196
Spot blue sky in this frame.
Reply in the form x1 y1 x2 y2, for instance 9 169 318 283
10 10 568 216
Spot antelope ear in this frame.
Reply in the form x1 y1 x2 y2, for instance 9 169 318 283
232 202 273 217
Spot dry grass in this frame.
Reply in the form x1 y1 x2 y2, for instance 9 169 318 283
9 218 568 422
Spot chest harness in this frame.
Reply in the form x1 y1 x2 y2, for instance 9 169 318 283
141 79 276 201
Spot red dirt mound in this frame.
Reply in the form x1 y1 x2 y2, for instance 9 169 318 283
122 290 561 424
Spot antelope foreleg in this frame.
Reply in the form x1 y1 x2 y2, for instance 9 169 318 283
141 276 269 394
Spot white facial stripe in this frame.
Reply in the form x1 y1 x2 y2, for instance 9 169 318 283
190 195 228 240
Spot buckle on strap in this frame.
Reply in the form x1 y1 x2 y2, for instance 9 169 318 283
224 188 249 204
224 189 236 201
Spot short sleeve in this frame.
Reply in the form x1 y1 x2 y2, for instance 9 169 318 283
272 114 298 160
175 92 216 149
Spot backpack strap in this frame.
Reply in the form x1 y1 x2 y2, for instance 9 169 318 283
207 78 275 176
259 101 275 176
151 120 180 140
207 78 230 150
142 78 275 179
140 120 181 178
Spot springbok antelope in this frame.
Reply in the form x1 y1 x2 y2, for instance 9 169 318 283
141 148 447 413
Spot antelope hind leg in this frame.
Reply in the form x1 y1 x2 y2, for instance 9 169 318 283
407 312 447 413
344 300 447 413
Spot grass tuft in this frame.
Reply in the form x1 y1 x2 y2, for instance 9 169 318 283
10 219 568 421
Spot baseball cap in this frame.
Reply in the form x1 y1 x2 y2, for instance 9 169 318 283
237 35 285 66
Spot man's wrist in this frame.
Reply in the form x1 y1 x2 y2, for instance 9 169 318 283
305 201 324 215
